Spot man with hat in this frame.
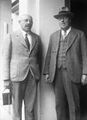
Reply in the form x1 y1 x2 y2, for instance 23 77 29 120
43 6 87 120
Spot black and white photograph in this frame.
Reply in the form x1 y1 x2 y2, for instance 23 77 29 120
0 0 87 120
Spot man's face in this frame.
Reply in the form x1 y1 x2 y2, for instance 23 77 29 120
19 15 33 32
58 16 71 31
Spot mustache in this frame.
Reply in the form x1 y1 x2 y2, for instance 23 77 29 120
25 24 32 27
25 25 31 27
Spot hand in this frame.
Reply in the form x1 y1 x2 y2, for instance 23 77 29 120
4 79 11 89
81 75 87 85
45 74 51 83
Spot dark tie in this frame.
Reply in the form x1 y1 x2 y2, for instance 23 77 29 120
25 33 30 50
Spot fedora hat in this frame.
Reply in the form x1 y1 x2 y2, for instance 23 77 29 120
54 6 73 19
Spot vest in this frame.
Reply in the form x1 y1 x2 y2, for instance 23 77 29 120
57 33 68 69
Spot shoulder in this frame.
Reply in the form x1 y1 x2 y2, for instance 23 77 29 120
49 30 60 41
71 27 84 35
11 30 22 36
31 32 40 38
31 32 41 42
5 30 21 39
50 30 60 37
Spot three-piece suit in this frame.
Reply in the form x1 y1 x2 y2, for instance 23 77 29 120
2 30 41 120
43 27 87 120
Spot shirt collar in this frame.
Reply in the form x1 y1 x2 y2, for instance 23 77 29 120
19 27 31 38
61 27 71 37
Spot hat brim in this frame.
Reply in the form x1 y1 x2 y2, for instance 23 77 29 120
54 12 73 19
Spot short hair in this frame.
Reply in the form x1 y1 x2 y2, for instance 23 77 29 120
18 14 33 22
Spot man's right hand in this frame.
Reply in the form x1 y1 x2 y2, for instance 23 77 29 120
4 80 11 89
45 74 52 83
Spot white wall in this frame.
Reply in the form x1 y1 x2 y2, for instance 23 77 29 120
0 0 11 98
0 0 11 42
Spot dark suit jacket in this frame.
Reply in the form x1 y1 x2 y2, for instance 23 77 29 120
43 28 87 83
2 30 41 82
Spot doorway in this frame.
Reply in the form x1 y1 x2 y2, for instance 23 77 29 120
71 0 87 36
71 0 87 117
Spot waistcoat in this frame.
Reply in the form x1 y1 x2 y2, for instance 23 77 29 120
57 33 68 68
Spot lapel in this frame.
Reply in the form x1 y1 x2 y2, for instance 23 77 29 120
66 28 77 52
31 32 36 51
15 30 37 52
52 30 61 52
52 28 77 53
16 30 27 48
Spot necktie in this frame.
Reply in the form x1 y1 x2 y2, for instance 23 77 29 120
25 33 30 50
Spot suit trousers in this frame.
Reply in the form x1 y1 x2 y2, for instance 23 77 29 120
54 67 80 120
12 71 37 120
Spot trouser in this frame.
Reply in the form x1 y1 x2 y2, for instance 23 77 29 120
54 68 80 120
12 72 37 120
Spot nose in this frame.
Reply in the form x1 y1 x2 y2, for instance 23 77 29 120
27 20 30 24
61 17 64 22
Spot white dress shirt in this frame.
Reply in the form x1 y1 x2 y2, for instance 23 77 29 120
61 27 71 40
21 29 32 50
